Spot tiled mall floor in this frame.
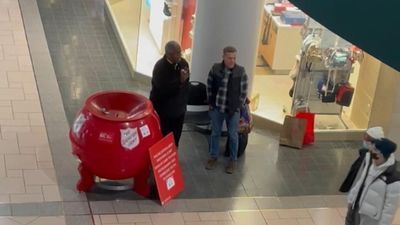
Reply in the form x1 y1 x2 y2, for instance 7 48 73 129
0 0 60 204
0 216 66 225
0 0 397 224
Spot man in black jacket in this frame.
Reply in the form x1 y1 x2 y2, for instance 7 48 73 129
150 41 189 146
205 46 248 174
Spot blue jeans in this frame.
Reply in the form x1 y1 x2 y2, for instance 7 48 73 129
209 109 240 161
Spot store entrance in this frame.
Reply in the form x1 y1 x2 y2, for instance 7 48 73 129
106 0 196 77
252 2 362 131
136 0 162 76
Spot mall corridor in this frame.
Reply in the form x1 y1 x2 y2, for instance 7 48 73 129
0 0 397 224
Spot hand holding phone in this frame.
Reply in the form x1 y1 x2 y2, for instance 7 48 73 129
180 67 189 83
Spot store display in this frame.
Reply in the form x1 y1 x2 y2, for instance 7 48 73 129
302 33 322 63
280 10 306 25
273 4 287 14
271 1 295 15
325 48 351 69
261 12 272 45
259 4 303 70
290 17 354 130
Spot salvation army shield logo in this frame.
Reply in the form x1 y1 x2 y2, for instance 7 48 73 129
120 127 140 150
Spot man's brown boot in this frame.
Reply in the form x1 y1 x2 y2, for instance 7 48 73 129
205 158 217 170
225 160 237 174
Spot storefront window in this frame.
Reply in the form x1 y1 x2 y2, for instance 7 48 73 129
105 0 196 76
105 0 142 73
252 0 397 133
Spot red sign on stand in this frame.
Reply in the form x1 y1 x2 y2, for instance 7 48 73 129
149 133 184 205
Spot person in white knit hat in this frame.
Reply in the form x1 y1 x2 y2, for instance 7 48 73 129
339 127 385 193
345 138 400 225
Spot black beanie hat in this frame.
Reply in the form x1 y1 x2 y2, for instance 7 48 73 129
374 138 397 159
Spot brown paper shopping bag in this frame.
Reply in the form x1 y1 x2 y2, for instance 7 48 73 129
279 115 307 149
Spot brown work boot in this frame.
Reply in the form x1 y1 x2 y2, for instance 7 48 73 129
225 160 237 174
205 158 217 170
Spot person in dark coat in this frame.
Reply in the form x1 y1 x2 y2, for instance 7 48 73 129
205 46 248 174
149 41 190 146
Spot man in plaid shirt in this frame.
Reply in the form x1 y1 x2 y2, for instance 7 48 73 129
205 46 248 174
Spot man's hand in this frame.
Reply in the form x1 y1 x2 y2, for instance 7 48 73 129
180 68 189 83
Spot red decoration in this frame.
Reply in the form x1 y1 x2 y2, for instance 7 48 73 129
69 91 163 197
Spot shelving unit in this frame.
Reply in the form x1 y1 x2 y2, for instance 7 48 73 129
291 20 354 129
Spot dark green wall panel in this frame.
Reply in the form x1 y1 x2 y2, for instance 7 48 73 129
290 0 400 71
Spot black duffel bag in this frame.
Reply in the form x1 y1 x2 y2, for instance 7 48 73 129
224 133 248 158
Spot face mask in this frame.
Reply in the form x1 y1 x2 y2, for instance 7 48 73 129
363 141 372 149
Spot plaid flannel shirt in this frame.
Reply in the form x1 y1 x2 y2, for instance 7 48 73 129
207 66 248 113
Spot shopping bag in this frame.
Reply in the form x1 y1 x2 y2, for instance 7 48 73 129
295 112 315 145
279 115 307 149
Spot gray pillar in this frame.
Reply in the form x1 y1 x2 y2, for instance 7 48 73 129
190 0 264 92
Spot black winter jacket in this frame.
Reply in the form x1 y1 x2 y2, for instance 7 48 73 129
149 56 189 118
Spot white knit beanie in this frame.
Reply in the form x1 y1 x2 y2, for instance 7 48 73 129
366 127 384 139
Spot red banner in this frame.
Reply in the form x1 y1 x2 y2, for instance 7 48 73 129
149 133 184 205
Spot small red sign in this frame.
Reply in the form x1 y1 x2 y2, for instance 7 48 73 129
149 133 184 205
